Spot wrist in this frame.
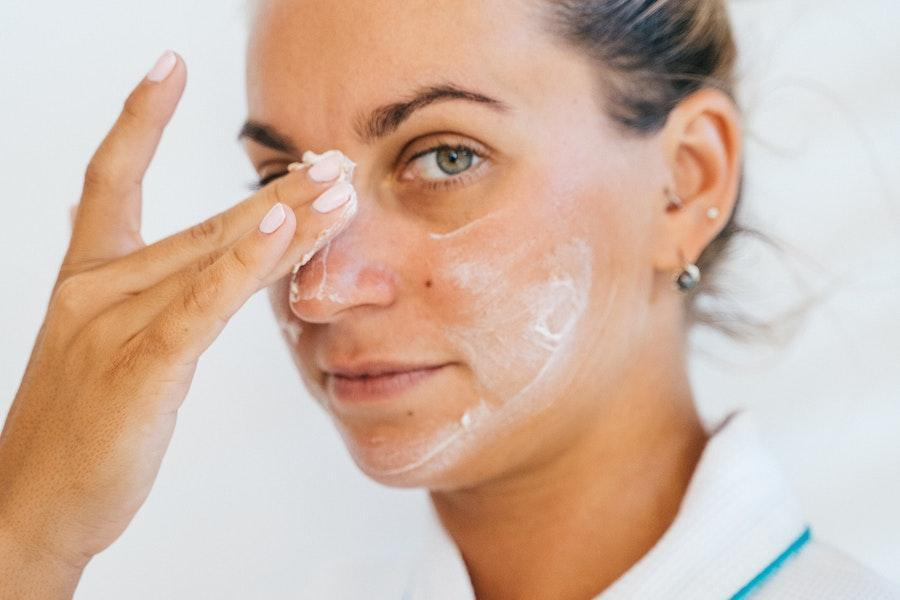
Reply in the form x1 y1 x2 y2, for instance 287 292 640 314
0 525 86 599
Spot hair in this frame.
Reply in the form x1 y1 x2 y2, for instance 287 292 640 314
541 0 820 344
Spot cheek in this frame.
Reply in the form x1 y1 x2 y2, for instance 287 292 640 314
268 279 300 343
425 186 617 436
436 230 593 400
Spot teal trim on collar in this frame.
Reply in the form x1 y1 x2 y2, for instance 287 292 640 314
730 525 812 599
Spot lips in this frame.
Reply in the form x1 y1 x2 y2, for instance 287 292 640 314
324 361 450 402
326 361 445 379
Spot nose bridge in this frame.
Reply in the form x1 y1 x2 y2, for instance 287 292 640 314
289 193 397 322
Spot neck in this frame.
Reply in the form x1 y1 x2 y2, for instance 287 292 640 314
429 345 708 600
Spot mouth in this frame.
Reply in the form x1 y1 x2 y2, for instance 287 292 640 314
324 361 451 403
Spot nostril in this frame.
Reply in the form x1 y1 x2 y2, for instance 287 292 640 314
288 250 398 323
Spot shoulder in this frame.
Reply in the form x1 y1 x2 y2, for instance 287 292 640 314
756 539 900 599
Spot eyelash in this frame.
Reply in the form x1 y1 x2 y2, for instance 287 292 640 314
404 143 487 192
248 171 286 191
246 141 487 193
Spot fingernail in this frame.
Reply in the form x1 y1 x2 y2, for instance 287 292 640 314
312 181 353 213
307 154 344 182
259 203 287 234
147 50 177 83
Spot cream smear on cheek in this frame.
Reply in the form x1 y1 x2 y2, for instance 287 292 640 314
365 213 620 481
279 153 617 482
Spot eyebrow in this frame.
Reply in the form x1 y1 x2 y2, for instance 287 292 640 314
238 82 511 153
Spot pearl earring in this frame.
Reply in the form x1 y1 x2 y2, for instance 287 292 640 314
673 248 701 293
664 189 702 293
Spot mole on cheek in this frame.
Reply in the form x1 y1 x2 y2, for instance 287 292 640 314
425 279 434 289
407 410 414 417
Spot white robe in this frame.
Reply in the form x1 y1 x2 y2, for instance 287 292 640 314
401 409 899 599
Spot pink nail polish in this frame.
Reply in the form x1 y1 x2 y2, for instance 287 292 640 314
307 154 343 182
312 181 353 213
147 50 176 82
259 203 287 234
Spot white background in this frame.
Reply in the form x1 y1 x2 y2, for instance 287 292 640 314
1 0 898 596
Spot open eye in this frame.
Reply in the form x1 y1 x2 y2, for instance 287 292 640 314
403 144 484 183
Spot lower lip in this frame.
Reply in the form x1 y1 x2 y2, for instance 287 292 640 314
329 365 448 403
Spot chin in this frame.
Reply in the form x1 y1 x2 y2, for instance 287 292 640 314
328 400 484 489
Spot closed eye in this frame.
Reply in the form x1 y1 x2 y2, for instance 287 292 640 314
248 171 288 192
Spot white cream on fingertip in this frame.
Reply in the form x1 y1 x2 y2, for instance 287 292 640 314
301 149 357 183
289 193 359 304
287 149 360 302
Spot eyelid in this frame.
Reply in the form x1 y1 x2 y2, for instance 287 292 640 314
399 133 489 165
400 148 484 181
248 134 491 192
247 169 289 191
396 135 491 190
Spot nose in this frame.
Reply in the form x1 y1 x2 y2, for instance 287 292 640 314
289 198 397 323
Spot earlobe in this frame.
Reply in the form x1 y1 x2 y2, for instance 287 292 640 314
656 88 743 273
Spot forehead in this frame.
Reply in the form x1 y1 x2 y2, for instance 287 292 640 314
245 0 581 137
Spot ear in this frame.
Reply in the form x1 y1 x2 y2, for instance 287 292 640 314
652 88 743 272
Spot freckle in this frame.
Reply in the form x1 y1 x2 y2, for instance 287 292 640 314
425 279 433 288
407 410 414 417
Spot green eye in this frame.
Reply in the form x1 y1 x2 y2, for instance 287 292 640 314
402 142 485 190
435 146 474 175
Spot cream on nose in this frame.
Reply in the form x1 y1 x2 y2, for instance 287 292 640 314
288 204 397 323
288 246 396 322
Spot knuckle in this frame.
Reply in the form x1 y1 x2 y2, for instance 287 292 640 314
51 274 93 316
83 157 112 191
121 92 144 124
230 244 256 274
194 250 222 275
181 272 221 316
269 176 293 207
188 215 226 248
229 245 266 287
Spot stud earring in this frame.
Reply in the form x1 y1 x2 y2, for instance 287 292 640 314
667 188 720 222
673 247 701 293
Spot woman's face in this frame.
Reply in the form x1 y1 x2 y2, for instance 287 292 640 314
245 0 671 489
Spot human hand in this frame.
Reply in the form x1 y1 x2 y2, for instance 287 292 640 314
0 50 356 598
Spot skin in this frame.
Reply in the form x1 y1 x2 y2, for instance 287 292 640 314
0 0 740 598
248 0 742 598
0 56 360 597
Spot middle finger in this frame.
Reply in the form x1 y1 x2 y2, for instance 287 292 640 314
90 152 350 295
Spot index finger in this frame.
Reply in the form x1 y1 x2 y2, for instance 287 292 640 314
67 50 187 265
89 152 349 294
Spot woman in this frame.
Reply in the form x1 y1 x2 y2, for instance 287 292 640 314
0 0 896 598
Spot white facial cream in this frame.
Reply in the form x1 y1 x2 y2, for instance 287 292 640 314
288 149 359 304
